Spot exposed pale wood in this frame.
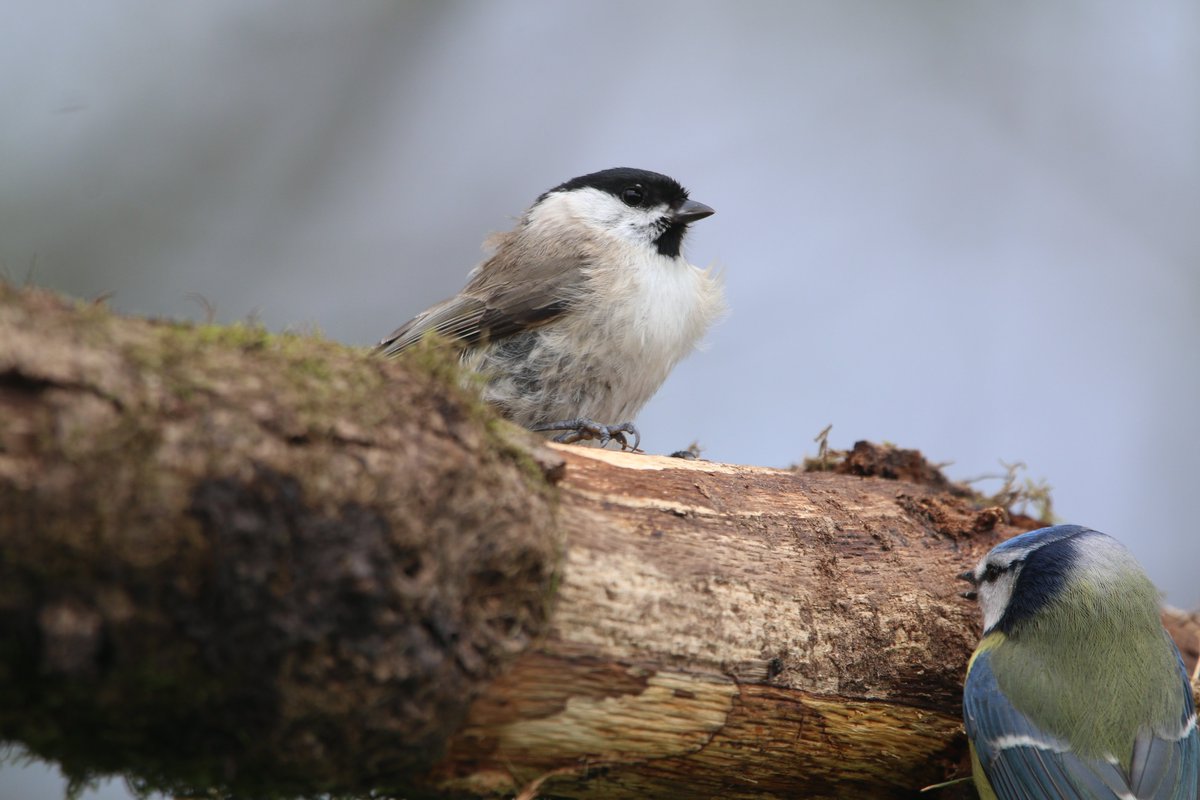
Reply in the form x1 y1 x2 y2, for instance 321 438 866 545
429 447 1018 799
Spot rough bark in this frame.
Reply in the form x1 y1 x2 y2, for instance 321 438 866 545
0 283 1196 799
0 284 561 795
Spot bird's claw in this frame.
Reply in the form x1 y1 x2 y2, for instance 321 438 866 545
532 418 641 451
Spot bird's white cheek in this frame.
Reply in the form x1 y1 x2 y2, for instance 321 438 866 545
545 188 666 246
978 572 1017 632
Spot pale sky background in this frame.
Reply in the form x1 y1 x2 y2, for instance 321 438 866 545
2 2 1198 797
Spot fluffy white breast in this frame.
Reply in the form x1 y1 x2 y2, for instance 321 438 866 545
573 244 724 420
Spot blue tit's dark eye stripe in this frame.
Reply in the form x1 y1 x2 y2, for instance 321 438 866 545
994 538 1076 635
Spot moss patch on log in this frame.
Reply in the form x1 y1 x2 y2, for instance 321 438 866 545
0 283 563 797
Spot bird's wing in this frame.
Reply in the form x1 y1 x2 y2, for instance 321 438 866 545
964 649 1199 800
1126 654 1198 800
375 239 587 357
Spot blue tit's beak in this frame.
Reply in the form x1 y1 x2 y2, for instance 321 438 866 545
957 569 978 600
669 199 715 224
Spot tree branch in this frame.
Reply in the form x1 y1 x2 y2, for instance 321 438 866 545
1 283 1196 799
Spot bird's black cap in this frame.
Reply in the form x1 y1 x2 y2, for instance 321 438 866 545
544 167 691 209
541 168 710 258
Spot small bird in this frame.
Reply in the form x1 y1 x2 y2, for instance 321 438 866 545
374 167 720 450
376 167 725 450
959 524 1198 799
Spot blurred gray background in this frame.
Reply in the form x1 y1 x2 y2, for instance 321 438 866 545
2 1 1198 797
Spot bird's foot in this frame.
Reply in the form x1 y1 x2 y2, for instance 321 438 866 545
532 418 641 451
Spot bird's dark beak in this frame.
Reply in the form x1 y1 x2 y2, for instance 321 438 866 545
669 199 715 224
957 570 978 600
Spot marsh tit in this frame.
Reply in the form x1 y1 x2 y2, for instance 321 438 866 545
376 168 725 450
960 524 1198 799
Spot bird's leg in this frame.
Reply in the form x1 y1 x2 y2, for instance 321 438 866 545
532 418 641 452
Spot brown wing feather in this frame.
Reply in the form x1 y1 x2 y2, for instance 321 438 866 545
375 231 589 357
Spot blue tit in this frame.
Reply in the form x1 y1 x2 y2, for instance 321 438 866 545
959 524 1198 799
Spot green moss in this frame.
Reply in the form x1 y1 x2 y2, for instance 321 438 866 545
186 321 274 350
389 333 466 387
482 417 553 487
386 336 565 629
2 290 565 799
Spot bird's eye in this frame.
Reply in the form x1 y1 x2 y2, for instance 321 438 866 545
621 185 645 207
982 564 1001 583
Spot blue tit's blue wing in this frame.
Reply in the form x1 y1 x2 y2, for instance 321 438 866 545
1126 654 1198 800
964 649 1199 800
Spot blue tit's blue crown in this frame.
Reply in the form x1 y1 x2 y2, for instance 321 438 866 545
989 523 1091 558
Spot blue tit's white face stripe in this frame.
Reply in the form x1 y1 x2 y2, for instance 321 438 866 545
973 560 1021 634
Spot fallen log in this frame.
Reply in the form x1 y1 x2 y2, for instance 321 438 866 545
1 283 1195 799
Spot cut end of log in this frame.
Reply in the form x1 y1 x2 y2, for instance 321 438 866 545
0 283 564 794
